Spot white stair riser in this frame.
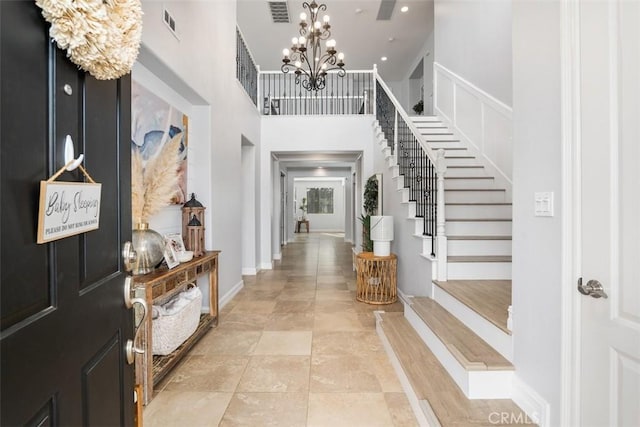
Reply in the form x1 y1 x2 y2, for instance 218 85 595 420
446 220 512 236
417 128 453 135
443 157 479 166
431 283 513 361
444 167 487 177
405 305 513 399
427 141 465 150
390 165 400 178
413 217 424 235
446 204 512 219
444 178 496 190
395 175 405 190
448 239 513 257
399 188 410 203
447 261 512 280
407 202 416 217
412 116 441 123
445 190 507 203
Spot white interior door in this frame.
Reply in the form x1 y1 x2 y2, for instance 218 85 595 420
579 1 640 426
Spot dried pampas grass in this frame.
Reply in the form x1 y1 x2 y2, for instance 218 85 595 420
131 133 182 225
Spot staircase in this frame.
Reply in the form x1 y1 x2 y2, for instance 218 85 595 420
371 101 533 425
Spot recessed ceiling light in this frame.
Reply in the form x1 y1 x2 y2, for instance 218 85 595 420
388 37 395 42
355 8 363 14
317 166 324 169
381 56 388 61
400 6 409 13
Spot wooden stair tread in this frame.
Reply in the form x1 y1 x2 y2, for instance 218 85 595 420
448 235 512 241
447 165 485 169
379 313 530 426
409 297 513 371
433 280 512 334
448 256 512 263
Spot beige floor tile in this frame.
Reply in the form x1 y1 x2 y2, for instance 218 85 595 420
143 391 232 427
190 330 261 355
313 311 369 331
164 355 249 392
265 312 315 331
384 392 419 427
315 289 354 301
273 300 315 313
237 355 310 392
236 289 282 301
230 300 277 314
312 330 384 355
218 312 269 331
220 393 308 426
313 300 357 313
253 331 313 355
310 354 382 392
307 393 395 427
371 354 404 392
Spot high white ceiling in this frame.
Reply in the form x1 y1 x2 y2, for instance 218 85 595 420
237 0 434 82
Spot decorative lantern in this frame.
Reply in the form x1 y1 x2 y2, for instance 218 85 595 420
186 214 205 257
182 193 206 256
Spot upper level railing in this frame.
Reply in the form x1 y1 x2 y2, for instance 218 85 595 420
259 70 373 116
236 28 258 106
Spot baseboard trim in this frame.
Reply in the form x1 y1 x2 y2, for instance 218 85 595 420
512 375 550 427
259 262 273 270
219 280 244 310
273 253 282 261
397 288 414 307
241 268 257 275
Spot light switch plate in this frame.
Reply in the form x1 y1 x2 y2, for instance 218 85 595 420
535 192 554 217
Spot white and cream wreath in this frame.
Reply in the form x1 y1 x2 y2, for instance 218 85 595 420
36 0 143 80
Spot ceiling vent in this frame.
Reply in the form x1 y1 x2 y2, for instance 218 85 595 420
268 1 290 23
376 0 397 20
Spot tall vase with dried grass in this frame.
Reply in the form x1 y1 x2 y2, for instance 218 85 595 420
131 133 182 275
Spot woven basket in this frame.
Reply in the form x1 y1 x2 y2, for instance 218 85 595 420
152 285 202 356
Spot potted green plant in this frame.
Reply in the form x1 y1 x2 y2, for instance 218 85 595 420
412 99 424 115
299 197 308 220
359 175 379 252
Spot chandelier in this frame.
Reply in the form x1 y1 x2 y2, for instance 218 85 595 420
281 1 346 91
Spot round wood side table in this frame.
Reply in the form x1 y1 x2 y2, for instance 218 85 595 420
355 252 397 304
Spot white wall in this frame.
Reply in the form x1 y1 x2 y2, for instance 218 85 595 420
260 116 374 266
511 2 563 424
434 0 512 106
140 0 261 303
294 179 345 232
371 138 433 297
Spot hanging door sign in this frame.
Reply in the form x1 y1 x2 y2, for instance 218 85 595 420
37 163 102 244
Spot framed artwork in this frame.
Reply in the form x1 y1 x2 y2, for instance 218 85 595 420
131 81 188 204
165 233 186 255
163 241 180 269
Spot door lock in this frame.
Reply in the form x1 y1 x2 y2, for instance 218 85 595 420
122 241 137 273
578 277 608 299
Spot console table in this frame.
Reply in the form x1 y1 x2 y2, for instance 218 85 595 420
296 219 309 233
355 252 397 304
132 251 220 404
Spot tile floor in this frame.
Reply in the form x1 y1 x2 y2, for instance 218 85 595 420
144 233 418 426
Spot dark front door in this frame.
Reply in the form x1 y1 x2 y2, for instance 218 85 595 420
1 2 135 425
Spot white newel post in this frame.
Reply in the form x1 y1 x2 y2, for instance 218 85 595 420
436 148 447 281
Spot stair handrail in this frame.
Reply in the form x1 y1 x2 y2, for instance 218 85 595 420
373 67 440 166
373 66 448 280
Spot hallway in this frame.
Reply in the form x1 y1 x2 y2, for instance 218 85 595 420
144 233 417 426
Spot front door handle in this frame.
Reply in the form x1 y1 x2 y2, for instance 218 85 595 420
123 241 137 273
578 277 608 299
123 276 147 364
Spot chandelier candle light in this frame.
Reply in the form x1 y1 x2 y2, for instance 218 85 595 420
281 0 346 91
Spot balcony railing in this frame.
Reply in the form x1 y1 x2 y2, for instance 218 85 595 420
236 28 258 106
259 71 374 116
